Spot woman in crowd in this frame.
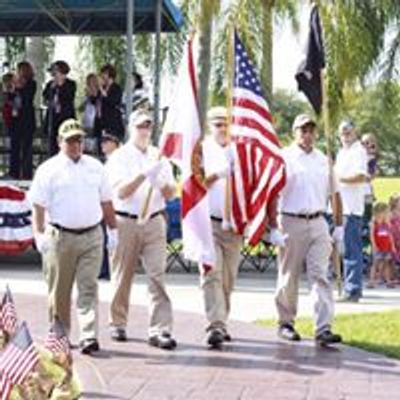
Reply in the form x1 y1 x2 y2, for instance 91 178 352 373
43 60 76 156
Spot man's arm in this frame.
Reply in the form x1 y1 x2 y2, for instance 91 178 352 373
101 201 117 229
32 204 46 236
116 174 146 200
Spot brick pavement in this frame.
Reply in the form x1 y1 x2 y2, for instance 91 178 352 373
12 293 400 400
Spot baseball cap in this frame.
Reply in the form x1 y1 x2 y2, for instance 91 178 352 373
338 119 354 133
129 109 153 127
292 114 316 131
208 106 228 121
58 119 86 140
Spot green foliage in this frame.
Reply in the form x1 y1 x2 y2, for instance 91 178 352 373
259 309 400 360
5 37 26 68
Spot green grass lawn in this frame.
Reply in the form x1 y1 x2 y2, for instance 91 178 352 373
373 177 400 202
258 309 400 359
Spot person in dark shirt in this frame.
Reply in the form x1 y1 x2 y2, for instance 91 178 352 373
9 61 37 179
91 64 124 153
43 60 76 156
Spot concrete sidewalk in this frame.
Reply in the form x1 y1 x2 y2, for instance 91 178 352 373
11 293 400 400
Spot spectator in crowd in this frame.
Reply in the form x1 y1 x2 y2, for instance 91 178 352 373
368 202 396 288
81 73 99 135
29 118 117 355
335 120 368 302
106 109 177 350
92 64 124 151
390 194 400 272
43 60 76 156
9 61 37 179
98 130 120 281
2 72 15 139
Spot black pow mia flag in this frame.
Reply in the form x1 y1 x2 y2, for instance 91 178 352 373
295 4 325 114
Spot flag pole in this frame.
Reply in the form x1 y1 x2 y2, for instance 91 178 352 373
222 25 235 231
320 69 342 296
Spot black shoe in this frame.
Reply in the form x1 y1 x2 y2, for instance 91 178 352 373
206 329 224 349
80 338 100 355
111 327 127 342
315 330 342 347
148 332 177 350
337 295 359 303
222 329 232 342
278 324 301 341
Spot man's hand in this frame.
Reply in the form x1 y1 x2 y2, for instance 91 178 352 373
142 160 163 186
107 228 118 253
268 228 288 247
34 233 51 254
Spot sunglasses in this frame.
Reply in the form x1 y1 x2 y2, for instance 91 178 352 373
213 122 227 128
66 136 83 144
136 122 152 129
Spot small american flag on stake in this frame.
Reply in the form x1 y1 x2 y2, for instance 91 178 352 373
0 322 39 399
230 31 286 245
0 286 18 337
44 318 70 357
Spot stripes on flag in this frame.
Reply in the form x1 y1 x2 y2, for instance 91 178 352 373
231 31 286 245
44 319 70 357
0 372 12 400
0 286 18 337
0 185 33 255
0 322 39 389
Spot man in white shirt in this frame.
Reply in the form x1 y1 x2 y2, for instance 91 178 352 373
201 106 243 349
275 114 343 346
335 120 368 302
29 118 118 355
106 109 177 350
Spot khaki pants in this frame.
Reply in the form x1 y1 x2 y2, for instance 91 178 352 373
201 220 242 331
110 214 173 337
43 224 103 342
274 215 334 335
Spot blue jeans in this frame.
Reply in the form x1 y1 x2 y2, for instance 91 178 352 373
343 215 364 298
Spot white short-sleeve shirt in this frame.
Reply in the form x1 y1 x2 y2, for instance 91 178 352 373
279 144 332 214
28 153 112 229
202 136 232 219
335 140 368 216
106 142 174 215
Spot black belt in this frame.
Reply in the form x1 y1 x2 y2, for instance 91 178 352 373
116 210 164 220
281 211 323 220
210 216 223 223
50 223 99 235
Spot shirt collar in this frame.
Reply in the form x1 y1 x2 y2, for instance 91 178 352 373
57 151 84 166
290 143 316 158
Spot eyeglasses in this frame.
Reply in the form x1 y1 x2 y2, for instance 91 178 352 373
66 136 83 144
299 125 315 133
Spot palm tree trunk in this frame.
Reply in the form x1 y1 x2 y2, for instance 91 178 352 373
260 0 274 104
197 0 216 137
26 37 47 107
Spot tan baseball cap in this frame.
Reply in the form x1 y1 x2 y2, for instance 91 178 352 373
292 114 316 131
58 119 86 140
208 106 228 121
129 109 153 126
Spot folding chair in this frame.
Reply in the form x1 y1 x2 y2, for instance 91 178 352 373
239 239 276 272
165 197 191 273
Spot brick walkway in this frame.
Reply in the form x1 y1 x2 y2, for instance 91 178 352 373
13 293 400 400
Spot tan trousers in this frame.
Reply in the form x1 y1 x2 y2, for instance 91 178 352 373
274 215 334 335
110 214 173 337
43 224 103 342
201 220 242 331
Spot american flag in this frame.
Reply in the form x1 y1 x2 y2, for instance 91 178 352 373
0 286 18 337
0 373 11 400
230 32 286 245
44 318 70 357
0 322 39 398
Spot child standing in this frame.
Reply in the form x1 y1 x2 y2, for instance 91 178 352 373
389 194 400 280
368 202 396 288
